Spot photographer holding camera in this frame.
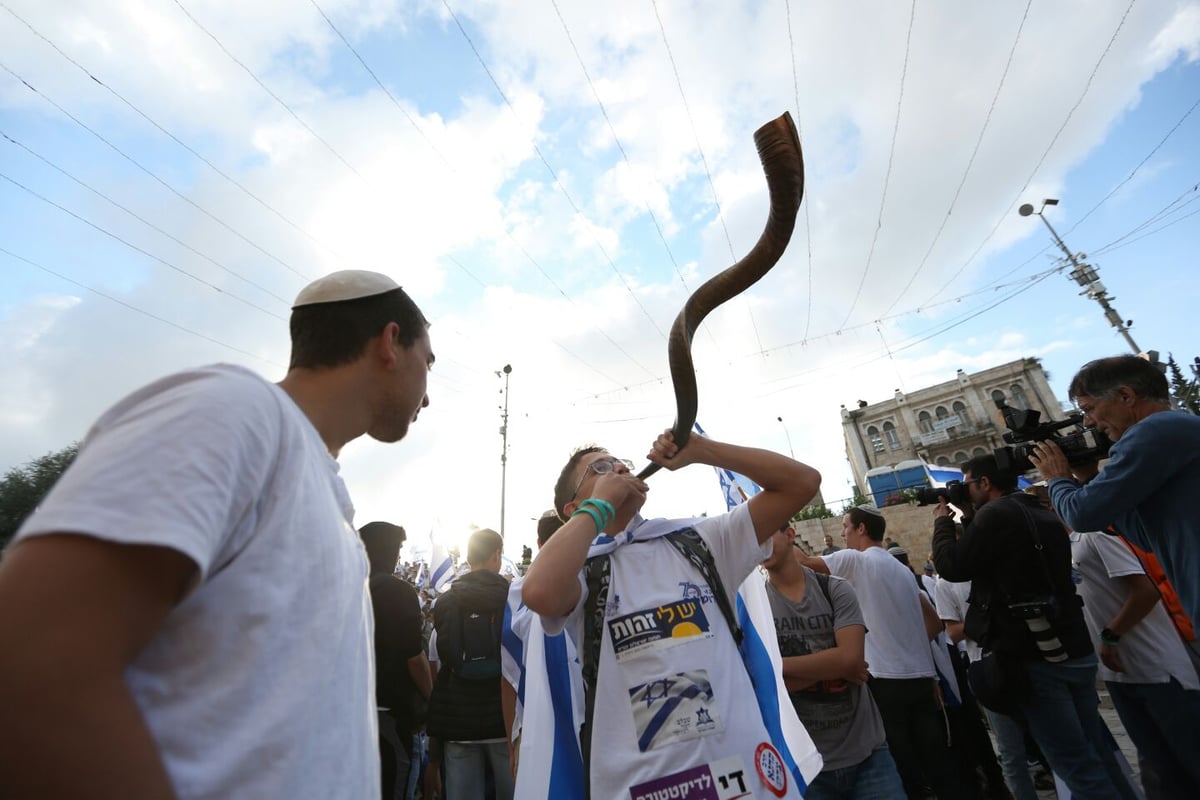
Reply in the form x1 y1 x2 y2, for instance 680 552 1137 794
931 455 1134 800
1029 354 1200 628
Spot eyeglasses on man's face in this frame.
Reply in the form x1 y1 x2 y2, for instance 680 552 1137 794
571 456 635 501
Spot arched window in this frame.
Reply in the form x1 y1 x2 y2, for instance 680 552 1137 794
1011 384 1030 410
954 451 969 464
883 421 901 450
935 456 952 466
866 425 885 453
936 406 949 421
918 410 934 434
952 400 970 427
972 447 987 458
991 389 1006 405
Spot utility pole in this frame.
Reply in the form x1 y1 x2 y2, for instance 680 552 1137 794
1019 199 1141 354
776 416 796 459
497 364 512 537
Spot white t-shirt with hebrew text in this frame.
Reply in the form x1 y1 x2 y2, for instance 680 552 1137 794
544 503 806 800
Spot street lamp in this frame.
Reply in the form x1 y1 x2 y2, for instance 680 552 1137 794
1018 199 1141 354
497 364 512 537
776 416 795 459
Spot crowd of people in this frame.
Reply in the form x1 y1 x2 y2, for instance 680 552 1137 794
0 269 1195 800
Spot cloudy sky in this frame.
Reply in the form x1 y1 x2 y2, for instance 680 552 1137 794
2 0 1198 558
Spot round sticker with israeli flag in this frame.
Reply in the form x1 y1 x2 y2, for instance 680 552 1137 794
755 742 788 797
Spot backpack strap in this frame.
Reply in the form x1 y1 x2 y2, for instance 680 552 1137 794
663 528 743 646
811 569 834 610
580 551 611 800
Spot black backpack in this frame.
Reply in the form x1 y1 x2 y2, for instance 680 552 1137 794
436 594 503 680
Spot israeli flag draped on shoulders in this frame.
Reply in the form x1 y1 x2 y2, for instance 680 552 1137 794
697 422 824 793
503 574 586 798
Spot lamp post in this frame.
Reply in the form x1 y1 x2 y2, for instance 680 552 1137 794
1018 199 1141 354
776 416 795 459
497 364 512 537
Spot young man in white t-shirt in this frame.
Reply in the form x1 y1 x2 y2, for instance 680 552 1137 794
522 432 822 800
0 270 435 799
801 505 968 799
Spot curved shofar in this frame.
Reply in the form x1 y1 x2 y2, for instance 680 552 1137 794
637 111 805 480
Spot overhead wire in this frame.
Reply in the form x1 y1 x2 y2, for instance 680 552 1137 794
170 0 364 180
920 0 1136 306
574 260 1067 404
784 0 815 342
649 0 766 355
839 0 917 329
0 2 339 268
1 130 291 306
547 0 729 358
309 1 650 387
1089 181 1200 255
881 0 1032 317
1062 93 1200 237
440 0 668 343
0 62 312 281
549 0 691 297
0 171 287 322
1 246 285 368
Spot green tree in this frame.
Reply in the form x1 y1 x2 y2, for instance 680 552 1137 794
1167 354 1200 414
0 443 79 550
794 503 834 521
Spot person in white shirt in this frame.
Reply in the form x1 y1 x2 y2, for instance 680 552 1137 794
522 432 822 800
1070 528 1200 797
0 270 434 799
802 506 968 799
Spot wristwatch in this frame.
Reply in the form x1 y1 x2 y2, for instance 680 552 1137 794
1099 627 1121 646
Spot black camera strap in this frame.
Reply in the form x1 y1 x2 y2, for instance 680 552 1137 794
1009 496 1055 589
1009 495 1069 662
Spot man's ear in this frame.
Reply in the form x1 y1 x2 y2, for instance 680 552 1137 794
374 322 401 367
562 500 579 519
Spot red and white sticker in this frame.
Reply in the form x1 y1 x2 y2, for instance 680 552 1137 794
754 742 788 798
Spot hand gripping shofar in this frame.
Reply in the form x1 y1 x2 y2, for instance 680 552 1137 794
637 111 805 480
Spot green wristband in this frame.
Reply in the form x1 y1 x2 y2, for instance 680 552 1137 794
580 498 615 528
571 506 603 533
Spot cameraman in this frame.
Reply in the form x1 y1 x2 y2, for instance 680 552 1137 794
1029 354 1200 627
931 455 1132 800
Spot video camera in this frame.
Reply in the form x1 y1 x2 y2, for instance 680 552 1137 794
993 400 1112 473
914 481 971 508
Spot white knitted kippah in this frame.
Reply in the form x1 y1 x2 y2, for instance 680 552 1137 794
292 270 399 308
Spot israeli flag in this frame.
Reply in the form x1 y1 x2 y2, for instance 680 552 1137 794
502 576 585 799
429 538 455 592
698 421 824 792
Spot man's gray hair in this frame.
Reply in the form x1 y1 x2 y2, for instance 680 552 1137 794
1068 355 1169 404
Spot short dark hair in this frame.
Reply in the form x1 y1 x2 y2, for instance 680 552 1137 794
467 528 503 567
846 505 886 541
553 445 604 520
289 287 428 370
537 511 563 547
1068 355 1169 404
358 521 406 574
961 453 1018 492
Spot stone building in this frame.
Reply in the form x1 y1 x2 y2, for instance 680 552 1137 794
840 358 1066 494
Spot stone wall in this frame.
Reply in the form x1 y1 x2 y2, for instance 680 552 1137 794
794 503 938 564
